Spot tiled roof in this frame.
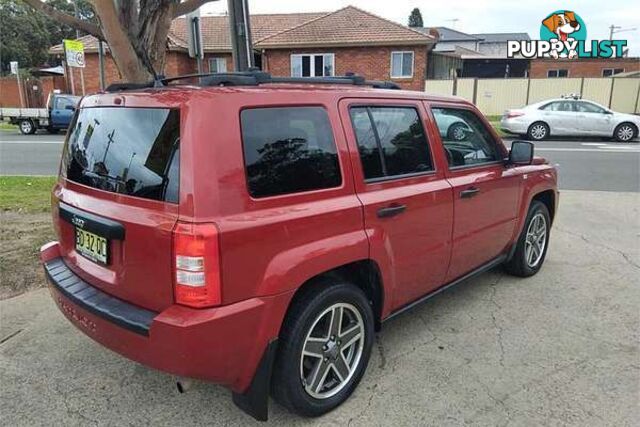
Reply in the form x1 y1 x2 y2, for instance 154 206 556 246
170 12 327 51
49 7 433 54
255 6 434 48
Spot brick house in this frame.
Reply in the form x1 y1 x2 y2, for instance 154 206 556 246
49 6 435 93
530 57 640 78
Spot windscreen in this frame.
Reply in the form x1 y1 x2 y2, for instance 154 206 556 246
61 107 180 203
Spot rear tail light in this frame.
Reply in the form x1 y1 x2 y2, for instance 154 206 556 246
172 222 221 308
506 111 525 118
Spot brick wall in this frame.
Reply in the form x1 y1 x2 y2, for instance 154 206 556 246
530 58 640 78
263 45 428 91
0 76 63 107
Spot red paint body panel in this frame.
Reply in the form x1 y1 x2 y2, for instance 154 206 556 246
44 84 558 395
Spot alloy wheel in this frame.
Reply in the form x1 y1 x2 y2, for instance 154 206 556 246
617 125 634 142
525 212 547 268
530 124 547 140
300 303 365 399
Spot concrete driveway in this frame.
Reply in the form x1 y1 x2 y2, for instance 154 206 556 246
1 190 638 426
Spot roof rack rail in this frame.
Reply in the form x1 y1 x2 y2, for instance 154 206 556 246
105 70 401 92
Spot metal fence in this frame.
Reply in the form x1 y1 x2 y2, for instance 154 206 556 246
425 78 640 116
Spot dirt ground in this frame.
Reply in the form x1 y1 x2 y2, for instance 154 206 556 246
0 211 54 299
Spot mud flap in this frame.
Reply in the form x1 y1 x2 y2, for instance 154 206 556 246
232 339 278 421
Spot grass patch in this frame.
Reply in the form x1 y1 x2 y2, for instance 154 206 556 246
0 122 17 130
0 176 56 299
0 176 57 213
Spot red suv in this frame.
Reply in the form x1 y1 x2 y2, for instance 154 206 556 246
41 72 557 420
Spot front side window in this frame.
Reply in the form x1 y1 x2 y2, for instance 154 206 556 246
291 54 334 77
350 106 433 180
391 51 414 78
62 108 180 202
56 97 77 110
209 57 227 73
240 107 341 198
576 101 607 114
432 108 500 168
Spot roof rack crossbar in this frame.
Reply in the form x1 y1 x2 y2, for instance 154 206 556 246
105 70 401 92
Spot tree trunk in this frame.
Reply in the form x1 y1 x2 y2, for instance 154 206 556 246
23 0 220 84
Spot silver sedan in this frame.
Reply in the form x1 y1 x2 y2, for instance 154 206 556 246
501 98 640 142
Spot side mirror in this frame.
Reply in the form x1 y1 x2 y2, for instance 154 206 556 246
508 141 534 165
65 105 76 111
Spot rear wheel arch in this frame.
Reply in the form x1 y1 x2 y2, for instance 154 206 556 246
283 260 385 333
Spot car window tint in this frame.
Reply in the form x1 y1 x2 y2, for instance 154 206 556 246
56 97 75 110
350 106 433 180
432 108 500 168
576 102 606 113
240 107 341 198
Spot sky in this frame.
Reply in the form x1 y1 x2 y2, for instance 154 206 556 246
201 0 639 56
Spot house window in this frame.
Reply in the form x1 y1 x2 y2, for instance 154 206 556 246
391 51 414 78
547 69 568 78
209 57 227 73
602 68 624 77
291 54 334 77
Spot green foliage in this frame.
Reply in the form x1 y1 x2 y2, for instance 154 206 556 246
0 0 95 73
408 8 424 28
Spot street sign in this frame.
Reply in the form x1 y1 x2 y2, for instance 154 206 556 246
10 61 18 75
63 39 86 68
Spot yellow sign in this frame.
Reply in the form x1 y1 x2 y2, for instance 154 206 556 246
63 39 85 68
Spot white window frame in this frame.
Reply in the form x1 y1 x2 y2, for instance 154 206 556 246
208 57 227 73
390 51 414 79
290 53 335 77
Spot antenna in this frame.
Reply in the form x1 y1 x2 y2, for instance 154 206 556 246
446 18 460 29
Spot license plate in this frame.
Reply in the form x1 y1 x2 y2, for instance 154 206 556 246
75 228 109 265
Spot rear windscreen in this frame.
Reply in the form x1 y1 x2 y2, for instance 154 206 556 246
62 107 180 203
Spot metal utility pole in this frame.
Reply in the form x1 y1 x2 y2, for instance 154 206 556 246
74 0 86 95
228 0 254 71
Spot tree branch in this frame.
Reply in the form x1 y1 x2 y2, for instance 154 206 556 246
173 0 219 18
22 0 104 40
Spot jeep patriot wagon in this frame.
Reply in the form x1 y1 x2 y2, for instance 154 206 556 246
41 71 558 420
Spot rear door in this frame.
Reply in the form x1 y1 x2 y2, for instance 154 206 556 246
340 98 453 310
427 104 520 281
539 100 576 135
53 105 181 312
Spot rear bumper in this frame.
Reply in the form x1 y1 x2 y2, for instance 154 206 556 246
41 242 293 393
500 118 528 134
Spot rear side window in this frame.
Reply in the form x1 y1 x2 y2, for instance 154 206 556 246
240 107 341 198
349 106 433 180
62 108 180 203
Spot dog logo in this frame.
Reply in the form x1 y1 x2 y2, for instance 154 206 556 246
540 10 585 59
508 10 627 60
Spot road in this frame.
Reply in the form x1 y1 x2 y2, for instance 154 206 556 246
2 190 638 426
1 129 639 191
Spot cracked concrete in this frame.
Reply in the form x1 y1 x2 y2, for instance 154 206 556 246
1 190 638 426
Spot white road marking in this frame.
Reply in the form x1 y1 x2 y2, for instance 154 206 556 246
598 145 640 150
536 147 640 153
581 143 607 146
0 140 64 145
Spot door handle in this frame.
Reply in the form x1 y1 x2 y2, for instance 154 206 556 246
460 187 480 199
377 204 407 218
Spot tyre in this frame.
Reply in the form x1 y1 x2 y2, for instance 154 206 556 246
613 123 637 142
272 279 374 417
19 119 36 135
504 200 551 277
526 122 549 141
447 122 468 141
